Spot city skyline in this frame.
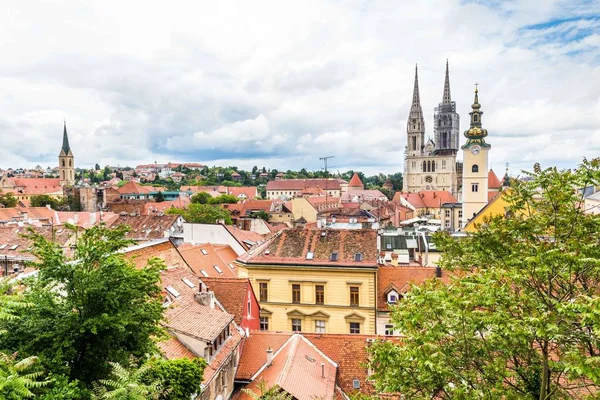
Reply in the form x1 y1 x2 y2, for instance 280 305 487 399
0 0 598 175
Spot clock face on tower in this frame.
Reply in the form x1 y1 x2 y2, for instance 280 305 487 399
471 145 481 155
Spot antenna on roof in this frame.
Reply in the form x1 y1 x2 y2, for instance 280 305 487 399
319 156 335 231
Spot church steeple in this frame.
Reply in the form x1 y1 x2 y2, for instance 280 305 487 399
411 64 423 112
462 85 490 149
60 120 72 156
406 64 425 157
442 59 451 104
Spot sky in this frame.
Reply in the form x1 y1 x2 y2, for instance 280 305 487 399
0 0 598 176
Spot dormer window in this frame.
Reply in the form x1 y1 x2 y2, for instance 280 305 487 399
330 252 338 261
306 252 314 260
387 290 399 304
354 253 363 262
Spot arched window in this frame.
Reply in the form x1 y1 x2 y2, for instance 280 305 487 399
472 164 479 173
62 171 65 179
473 114 479 122
423 161 426 172
62 159 65 167
432 161 436 172
69 159 72 167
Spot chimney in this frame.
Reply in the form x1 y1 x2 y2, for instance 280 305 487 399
435 266 442 278
321 363 325 378
194 291 215 308
266 347 274 366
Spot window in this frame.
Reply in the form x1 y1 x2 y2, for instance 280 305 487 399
201 249 208 255
200 270 209 277
350 287 359 306
292 284 301 303
247 300 251 316
354 253 363 262
306 251 314 260
260 317 269 331
472 183 479 192
292 319 302 332
259 282 268 302
350 322 360 334
445 209 450 218
62 160 65 167
330 252 338 261
315 285 324 304
384 324 394 336
387 291 398 304
213 265 223 274
472 164 479 173
315 320 326 333
458 210 463 218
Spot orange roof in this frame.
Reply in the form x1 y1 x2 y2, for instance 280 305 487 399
0 225 75 264
488 191 499 202
224 225 266 249
116 181 154 194
200 277 254 325
176 243 237 278
240 334 337 400
348 173 364 188
4 178 62 195
237 228 378 268
266 179 341 191
377 266 450 312
240 200 273 214
228 187 258 199
157 336 196 359
143 197 190 215
124 240 191 271
488 169 501 189
393 190 458 209
107 214 181 241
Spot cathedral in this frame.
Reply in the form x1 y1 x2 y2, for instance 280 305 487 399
59 121 75 187
403 62 462 196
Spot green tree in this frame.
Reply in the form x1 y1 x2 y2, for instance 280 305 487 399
249 210 269 221
0 353 48 399
146 358 205 400
92 360 162 400
0 190 18 208
0 279 31 335
190 192 211 204
241 379 292 400
209 194 239 204
167 204 232 224
95 164 100 171
1 225 165 385
155 191 165 203
30 195 59 209
369 159 600 399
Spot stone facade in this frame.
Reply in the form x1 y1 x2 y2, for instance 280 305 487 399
403 63 462 197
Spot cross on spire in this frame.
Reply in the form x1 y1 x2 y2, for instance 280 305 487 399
475 82 479 91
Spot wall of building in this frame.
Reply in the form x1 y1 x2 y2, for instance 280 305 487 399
290 197 318 223
182 223 247 256
237 264 377 334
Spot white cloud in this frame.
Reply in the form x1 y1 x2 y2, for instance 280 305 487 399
0 0 598 176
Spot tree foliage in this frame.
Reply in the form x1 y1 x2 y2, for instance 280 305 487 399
167 203 232 224
190 192 211 204
0 190 18 208
30 195 60 209
0 224 165 385
209 194 239 204
92 360 162 400
241 379 293 400
0 353 48 399
146 357 205 400
369 159 600 399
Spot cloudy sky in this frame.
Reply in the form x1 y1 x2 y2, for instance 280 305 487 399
0 0 598 175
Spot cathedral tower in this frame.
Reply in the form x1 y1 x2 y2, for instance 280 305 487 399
434 60 460 154
58 121 75 187
406 65 425 157
461 86 490 226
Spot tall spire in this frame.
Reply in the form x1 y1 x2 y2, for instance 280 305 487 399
442 59 451 104
61 119 71 155
462 84 490 148
411 64 421 109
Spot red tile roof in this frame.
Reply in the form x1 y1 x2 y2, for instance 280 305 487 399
377 266 450 312
237 228 378 268
176 243 237 278
157 336 196 359
240 335 337 400
348 173 364 188
200 277 253 325
488 169 501 189
393 190 458 209
3 178 62 195
237 332 292 380
228 187 258 199
116 181 155 194
267 179 341 191
107 214 181 241
143 198 190 215
124 240 191 271
0 225 75 263
224 225 266 249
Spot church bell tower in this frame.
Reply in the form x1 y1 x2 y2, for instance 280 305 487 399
58 121 75 187
461 85 490 227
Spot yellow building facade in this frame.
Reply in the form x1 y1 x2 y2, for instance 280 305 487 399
464 188 512 232
236 228 378 334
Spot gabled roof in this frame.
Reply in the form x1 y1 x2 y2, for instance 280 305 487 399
224 225 266 249
107 214 181 241
200 277 253 325
3 178 62 195
266 179 341 191
348 173 364 188
143 198 190 215
393 190 458 209
488 169 501 189
123 239 190 271
228 187 258 199
241 334 337 400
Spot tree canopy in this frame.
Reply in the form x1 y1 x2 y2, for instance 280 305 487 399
369 158 600 400
167 203 232 224
0 190 17 208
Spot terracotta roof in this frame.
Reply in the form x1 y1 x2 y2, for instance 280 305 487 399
228 187 258 199
488 169 501 189
180 186 226 197
267 179 341 191
0 225 75 263
488 191 499 202
240 200 273 215
224 225 266 249
157 336 196 359
176 243 237 278
237 332 385 396
116 181 155 194
3 178 62 195
202 326 244 385
377 266 450 312
123 240 191 270
107 214 181 241
161 266 234 342
393 191 458 209
240 334 337 400
237 228 378 267
348 173 364 188
143 198 190 215
200 277 253 325
341 190 387 202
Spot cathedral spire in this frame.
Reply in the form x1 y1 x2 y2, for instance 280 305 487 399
61 120 71 155
442 59 451 104
412 64 421 109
